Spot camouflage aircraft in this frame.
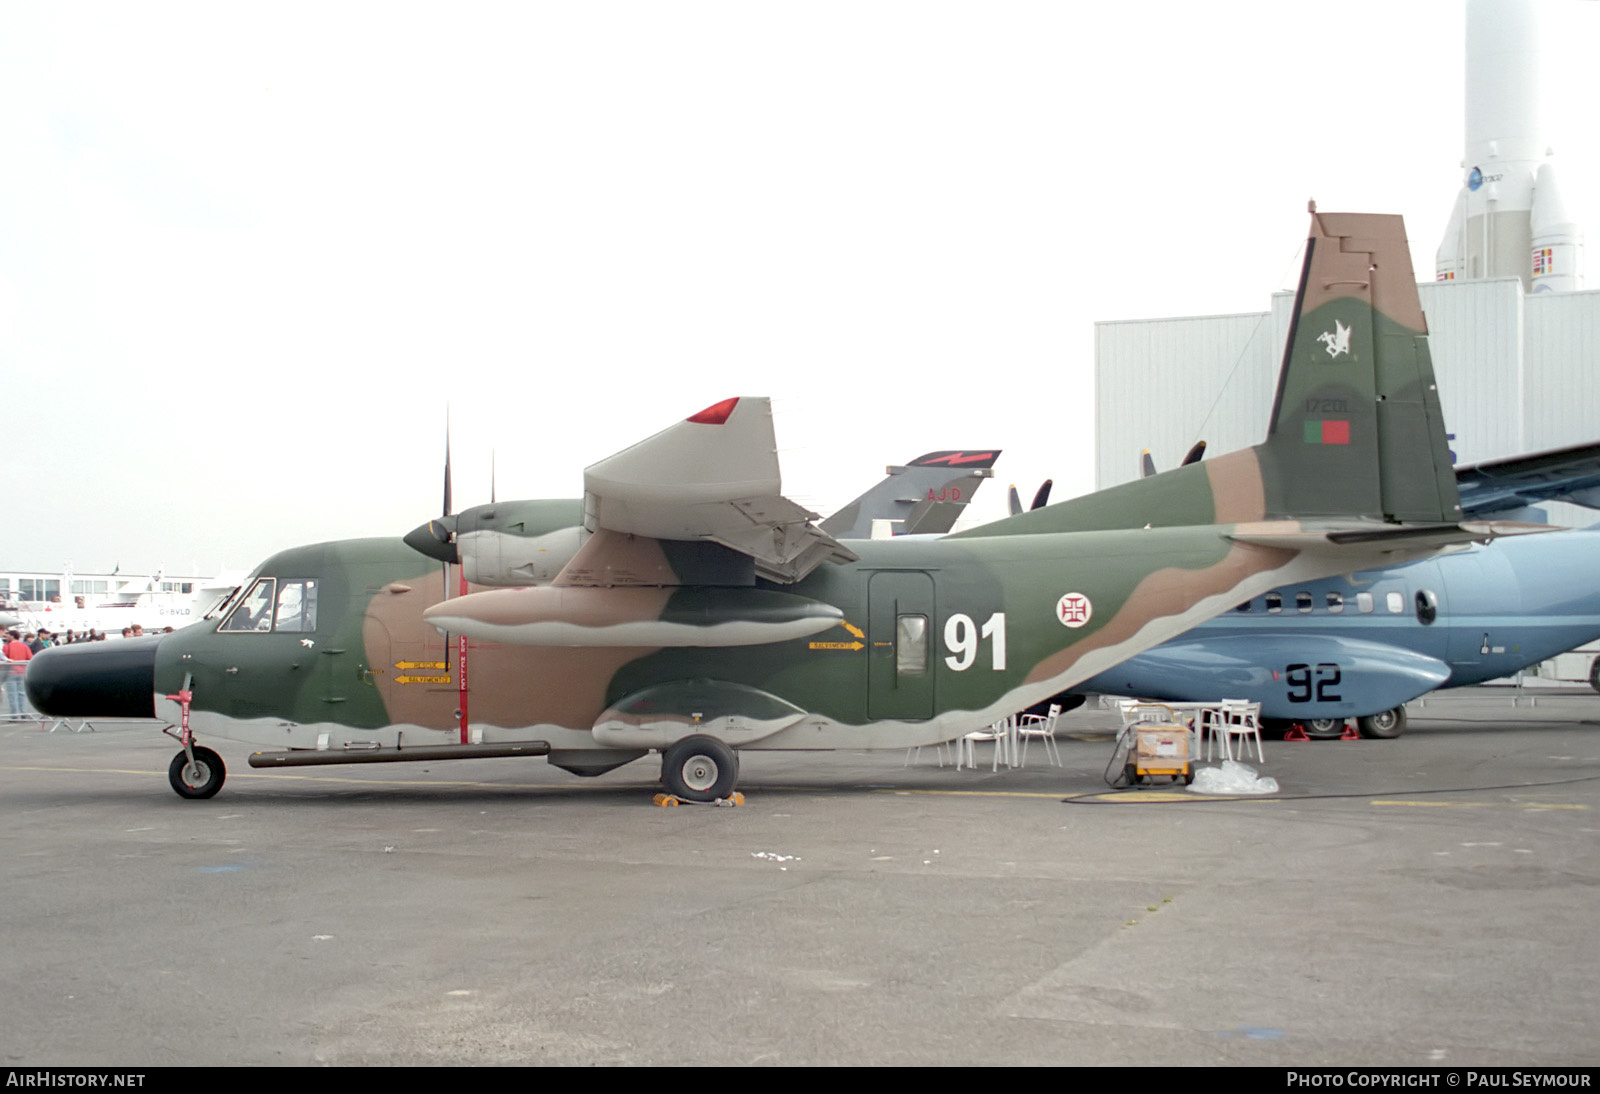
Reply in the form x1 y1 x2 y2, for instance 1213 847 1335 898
29 210 1523 802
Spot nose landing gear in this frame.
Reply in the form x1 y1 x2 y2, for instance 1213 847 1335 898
162 678 227 799
168 745 226 799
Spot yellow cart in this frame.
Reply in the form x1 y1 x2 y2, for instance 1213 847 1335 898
1116 703 1195 786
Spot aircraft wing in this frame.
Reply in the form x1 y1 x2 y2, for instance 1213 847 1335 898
577 396 858 584
1455 440 1600 516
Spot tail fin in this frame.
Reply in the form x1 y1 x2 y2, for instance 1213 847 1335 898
1260 210 1460 523
955 209 1462 539
819 450 999 539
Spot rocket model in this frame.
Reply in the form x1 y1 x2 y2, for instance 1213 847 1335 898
1436 0 1583 293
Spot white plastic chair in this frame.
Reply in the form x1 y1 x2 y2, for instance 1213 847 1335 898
904 740 954 768
958 717 1015 771
1016 703 1063 767
1217 699 1264 763
1200 703 1232 761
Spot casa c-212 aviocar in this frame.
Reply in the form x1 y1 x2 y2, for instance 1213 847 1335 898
28 209 1530 803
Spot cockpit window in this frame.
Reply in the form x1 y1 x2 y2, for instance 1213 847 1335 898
219 578 276 632
218 578 318 634
274 580 319 632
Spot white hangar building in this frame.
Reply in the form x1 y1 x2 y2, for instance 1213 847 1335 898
1094 277 1600 507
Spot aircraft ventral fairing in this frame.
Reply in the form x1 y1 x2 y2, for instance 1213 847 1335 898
27 211 1534 802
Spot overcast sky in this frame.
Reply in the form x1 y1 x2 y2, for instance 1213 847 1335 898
3 1 1597 576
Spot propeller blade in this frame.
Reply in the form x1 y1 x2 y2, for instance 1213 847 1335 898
1029 480 1053 511
443 413 453 518
1181 440 1208 466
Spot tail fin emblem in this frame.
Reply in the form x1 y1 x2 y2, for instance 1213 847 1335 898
1317 320 1352 358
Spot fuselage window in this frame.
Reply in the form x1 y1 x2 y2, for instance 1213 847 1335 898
1386 591 1404 614
274 579 319 633
1356 592 1374 614
1235 600 1252 613
896 615 928 676
1296 592 1313 613
1326 592 1344 613
219 578 277 633
1415 589 1438 626
1265 593 1282 614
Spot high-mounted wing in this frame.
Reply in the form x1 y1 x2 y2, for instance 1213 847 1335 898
576 396 857 584
422 397 859 647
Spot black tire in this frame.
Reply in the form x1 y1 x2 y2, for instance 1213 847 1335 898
1305 717 1346 740
661 735 738 803
1589 657 1600 696
1183 769 1195 785
1124 763 1141 787
168 746 225 799
1356 707 1406 740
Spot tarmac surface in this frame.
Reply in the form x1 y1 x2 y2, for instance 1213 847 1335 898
2 688 1597 1067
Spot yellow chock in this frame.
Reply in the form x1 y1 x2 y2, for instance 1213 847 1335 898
651 791 745 807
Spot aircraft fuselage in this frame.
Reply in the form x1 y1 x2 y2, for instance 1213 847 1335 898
1078 530 1600 720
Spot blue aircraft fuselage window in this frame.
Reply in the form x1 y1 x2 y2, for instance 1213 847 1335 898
1235 600 1252 613
1385 591 1404 614
219 578 277 633
1415 589 1438 626
1326 592 1345 613
1356 592 1375 614
1265 593 1282 614
1296 592 1313 613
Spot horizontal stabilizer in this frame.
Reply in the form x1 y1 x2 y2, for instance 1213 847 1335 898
1227 520 1552 553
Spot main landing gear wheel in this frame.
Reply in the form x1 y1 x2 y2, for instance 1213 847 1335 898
1304 717 1347 740
1589 657 1600 696
1357 707 1406 740
661 735 738 803
168 746 226 799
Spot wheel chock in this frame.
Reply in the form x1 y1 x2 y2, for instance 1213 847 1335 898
1340 722 1361 741
1283 724 1311 742
652 791 746 808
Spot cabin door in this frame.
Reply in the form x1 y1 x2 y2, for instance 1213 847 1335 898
867 571 935 721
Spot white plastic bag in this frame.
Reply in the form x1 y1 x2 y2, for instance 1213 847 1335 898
1188 759 1279 795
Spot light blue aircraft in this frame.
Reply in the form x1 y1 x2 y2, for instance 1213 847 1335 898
1076 443 1600 738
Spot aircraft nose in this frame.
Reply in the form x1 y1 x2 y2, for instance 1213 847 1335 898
403 515 458 563
25 636 160 719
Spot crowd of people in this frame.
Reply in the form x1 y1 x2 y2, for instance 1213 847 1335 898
2 624 175 717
